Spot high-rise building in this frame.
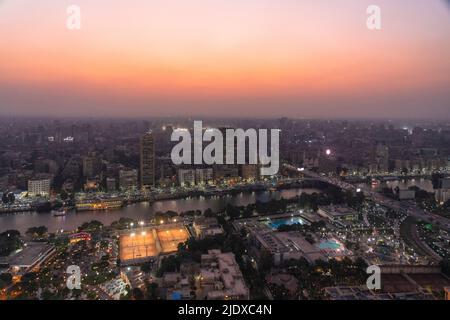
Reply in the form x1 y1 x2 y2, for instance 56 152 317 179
435 178 450 205
195 168 213 185
240 164 259 181
178 169 196 187
375 142 389 173
119 169 138 191
82 155 101 177
28 178 51 196
140 131 155 188
106 177 117 192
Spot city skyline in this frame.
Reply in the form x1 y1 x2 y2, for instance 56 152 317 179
1 0 450 119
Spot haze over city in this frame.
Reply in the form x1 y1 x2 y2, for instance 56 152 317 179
1 0 450 119
2 0 450 305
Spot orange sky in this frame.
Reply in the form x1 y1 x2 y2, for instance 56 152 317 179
1 0 450 118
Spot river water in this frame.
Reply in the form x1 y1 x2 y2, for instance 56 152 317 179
1 178 435 234
356 177 435 193
0 188 320 234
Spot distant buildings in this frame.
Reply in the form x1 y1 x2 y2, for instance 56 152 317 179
435 178 450 205
119 169 138 191
1 242 56 276
249 228 325 265
198 250 249 300
100 277 128 300
213 164 239 182
240 164 259 181
140 131 155 189
192 217 224 239
317 205 359 225
82 154 101 177
195 168 213 185
160 250 249 300
84 178 100 192
162 272 193 300
325 265 450 300
106 177 117 192
178 168 214 186
374 142 389 173
27 177 51 196
178 169 196 187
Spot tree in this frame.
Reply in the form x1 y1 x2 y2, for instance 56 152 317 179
258 250 273 275
141 261 153 273
60 190 69 201
146 283 159 300
204 208 215 217
156 255 180 277
20 272 38 293
0 273 12 289
26 226 48 238
440 260 450 277
79 220 103 232
132 288 144 300
270 283 290 300
2 192 15 204
0 230 22 257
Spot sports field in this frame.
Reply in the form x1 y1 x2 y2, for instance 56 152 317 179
157 227 190 253
119 226 190 262
119 231 158 261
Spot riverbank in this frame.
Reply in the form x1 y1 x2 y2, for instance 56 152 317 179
0 187 322 234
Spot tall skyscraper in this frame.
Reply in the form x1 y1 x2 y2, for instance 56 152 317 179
140 131 155 189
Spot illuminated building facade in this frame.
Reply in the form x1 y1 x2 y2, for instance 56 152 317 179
140 131 155 189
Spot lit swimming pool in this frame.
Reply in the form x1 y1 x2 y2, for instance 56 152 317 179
318 239 341 250
265 217 305 229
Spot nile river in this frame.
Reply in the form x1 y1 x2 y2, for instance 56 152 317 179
0 188 320 233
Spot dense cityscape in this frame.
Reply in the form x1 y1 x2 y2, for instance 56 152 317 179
0 117 449 300
1 0 450 311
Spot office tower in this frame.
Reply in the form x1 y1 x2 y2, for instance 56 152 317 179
178 168 196 187
119 169 138 191
140 131 155 189
375 142 389 173
28 178 51 196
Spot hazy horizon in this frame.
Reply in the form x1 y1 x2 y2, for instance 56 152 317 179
1 0 450 119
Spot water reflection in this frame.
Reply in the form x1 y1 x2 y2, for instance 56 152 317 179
0 188 319 233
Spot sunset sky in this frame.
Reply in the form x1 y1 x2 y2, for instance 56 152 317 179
0 0 449 119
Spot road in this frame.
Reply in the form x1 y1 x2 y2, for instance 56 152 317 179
283 163 450 233
85 284 113 300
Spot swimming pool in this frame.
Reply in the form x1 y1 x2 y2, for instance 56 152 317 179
265 217 305 229
318 239 342 250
